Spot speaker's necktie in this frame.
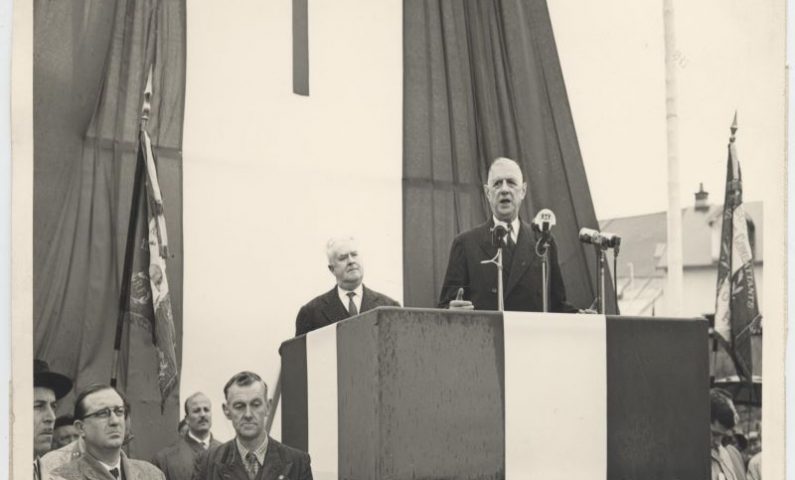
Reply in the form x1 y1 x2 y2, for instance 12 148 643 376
505 223 516 252
347 291 358 316
109 467 120 480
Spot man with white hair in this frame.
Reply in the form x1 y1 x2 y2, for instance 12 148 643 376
295 236 400 336
439 157 578 312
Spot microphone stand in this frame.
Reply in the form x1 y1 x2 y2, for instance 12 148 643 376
592 244 608 314
535 234 551 313
481 248 504 312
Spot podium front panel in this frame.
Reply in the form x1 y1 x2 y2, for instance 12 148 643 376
280 308 709 480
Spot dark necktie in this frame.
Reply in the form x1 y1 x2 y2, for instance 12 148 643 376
347 291 358 316
502 224 515 281
109 467 120 480
245 452 260 480
33 459 41 480
505 223 516 252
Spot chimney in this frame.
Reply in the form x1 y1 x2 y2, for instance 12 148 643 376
694 183 709 212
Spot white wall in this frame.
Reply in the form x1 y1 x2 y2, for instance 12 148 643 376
181 0 403 441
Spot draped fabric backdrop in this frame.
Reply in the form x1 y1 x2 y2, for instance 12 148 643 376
33 0 186 460
403 0 615 312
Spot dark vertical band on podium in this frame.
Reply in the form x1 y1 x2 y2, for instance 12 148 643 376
606 316 711 479
280 334 308 451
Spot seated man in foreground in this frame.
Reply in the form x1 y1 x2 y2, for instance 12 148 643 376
50 384 165 480
193 371 312 480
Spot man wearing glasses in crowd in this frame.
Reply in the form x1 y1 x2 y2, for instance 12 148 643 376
49 384 165 480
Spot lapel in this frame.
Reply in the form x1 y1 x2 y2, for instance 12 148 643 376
504 220 536 297
320 287 349 324
477 219 499 262
360 285 374 312
120 452 135 480
214 442 249 480
259 439 292 480
78 454 116 480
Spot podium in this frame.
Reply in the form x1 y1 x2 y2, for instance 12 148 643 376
280 308 709 479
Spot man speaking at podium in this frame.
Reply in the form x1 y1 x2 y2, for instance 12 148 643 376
439 157 577 313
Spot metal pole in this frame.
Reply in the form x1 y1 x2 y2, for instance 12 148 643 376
497 249 504 312
663 0 684 316
541 257 548 313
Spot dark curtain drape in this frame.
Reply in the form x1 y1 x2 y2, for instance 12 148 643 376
403 0 615 312
33 0 186 460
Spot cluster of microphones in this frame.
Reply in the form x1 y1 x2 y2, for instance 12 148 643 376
534 209 622 255
578 227 621 254
490 208 622 255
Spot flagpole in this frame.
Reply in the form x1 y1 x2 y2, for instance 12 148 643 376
663 0 684 315
110 78 152 388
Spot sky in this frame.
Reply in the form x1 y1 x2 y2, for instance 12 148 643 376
549 0 784 220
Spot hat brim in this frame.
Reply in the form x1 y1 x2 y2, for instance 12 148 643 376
34 372 73 400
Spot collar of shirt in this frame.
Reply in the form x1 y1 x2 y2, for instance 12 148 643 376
337 284 364 313
492 216 520 243
187 430 211 447
235 436 268 466
97 458 122 477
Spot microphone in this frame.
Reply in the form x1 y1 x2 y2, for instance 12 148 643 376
532 209 556 234
491 224 508 248
578 228 621 249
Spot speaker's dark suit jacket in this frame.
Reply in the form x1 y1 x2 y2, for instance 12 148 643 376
192 437 311 480
438 219 577 313
295 285 400 336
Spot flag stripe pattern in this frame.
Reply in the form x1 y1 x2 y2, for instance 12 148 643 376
306 324 339 480
281 308 709 479
714 127 760 379
140 126 178 409
504 312 607 479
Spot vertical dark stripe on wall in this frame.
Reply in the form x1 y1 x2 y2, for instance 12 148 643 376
605 316 711 480
280 335 308 451
292 0 309 95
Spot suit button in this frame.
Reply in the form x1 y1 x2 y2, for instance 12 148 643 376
491 288 497 293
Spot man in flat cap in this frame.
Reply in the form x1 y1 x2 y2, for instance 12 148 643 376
33 359 73 480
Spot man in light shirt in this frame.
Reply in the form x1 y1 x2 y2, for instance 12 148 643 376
295 236 400 336
192 371 312 480
50 384 164 480
152 392 220 480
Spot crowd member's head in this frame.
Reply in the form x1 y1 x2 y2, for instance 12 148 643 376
52 415 79 449
184 392 213 440
484 157 527 223
177 418 188 436
73 384 128 464
222 371 270 446
327 237 363 290
710 388 738 449
33 360 72 458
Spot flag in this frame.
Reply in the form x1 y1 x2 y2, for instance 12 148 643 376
714 114 761 380
126 76 178 410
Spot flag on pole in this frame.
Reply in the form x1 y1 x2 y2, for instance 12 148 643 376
127 72 178 410
714 114 761 380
